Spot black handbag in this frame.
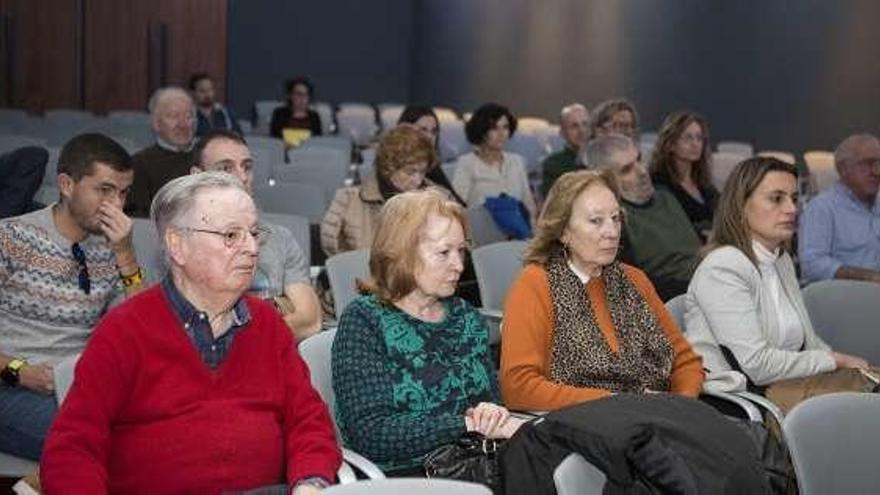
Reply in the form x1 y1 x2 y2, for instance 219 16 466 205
424 431 506 494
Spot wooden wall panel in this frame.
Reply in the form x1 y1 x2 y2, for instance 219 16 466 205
83 0 151 112
158 0 228 104
5 0 80 111
83 0 227 112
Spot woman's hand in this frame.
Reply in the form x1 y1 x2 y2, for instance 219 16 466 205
464 402 510 438
492 417 528 439
832 351 869 370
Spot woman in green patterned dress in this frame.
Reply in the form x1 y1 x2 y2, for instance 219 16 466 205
332 188 525 475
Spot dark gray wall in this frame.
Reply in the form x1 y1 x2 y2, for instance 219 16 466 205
228 1 880 154
227 0 416 118
411 0 880 153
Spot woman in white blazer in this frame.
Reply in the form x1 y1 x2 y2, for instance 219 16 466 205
685 157 867 391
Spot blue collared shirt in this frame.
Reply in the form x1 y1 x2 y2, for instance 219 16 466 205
799 181 880 282
160 276 251 369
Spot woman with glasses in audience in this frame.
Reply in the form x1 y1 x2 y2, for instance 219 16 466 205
398 105 465 205
321 125 451 257
332 189 525 475
500 170 704 412
269 76 323 139
590 99 639 140
451 103 537 224
685 157 871 413
649 111 718 240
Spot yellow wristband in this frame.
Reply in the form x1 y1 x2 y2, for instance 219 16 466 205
120 267 144 287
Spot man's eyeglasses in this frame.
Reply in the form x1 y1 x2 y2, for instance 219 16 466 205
177 225 269 248
71 243 90 295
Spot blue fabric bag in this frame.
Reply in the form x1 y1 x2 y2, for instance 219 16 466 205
483 194 532 240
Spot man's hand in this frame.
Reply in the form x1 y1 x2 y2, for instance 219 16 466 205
19 363 55 395
98 202 133 253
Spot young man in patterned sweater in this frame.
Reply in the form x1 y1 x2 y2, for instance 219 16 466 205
0 133 144 460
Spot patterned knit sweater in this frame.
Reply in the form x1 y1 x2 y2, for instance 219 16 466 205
332 294 499 471
0 205 122 362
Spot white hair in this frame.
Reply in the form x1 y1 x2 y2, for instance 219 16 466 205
835 134 880 173
585 133 636 170
147 86 194 115
150 171 247 244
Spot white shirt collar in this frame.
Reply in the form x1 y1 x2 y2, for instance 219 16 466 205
567 259 591 284
752 239 780 267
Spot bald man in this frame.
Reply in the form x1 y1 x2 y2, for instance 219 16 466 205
541 103 590 196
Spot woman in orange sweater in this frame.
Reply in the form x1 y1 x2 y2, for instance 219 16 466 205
500 170 704 412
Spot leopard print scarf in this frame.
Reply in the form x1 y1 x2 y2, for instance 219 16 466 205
547 254 674 393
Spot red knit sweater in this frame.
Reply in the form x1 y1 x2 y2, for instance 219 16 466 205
41 286 341 494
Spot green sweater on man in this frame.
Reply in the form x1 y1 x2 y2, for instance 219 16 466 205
620 189 702 301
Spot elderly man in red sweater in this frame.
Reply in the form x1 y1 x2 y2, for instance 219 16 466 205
41 172 341 494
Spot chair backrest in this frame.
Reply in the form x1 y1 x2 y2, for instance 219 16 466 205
301 135 353 153
467 206 507 247
298 328 338 414
802 279 880 364
517 116 551 134
439 120 469 163
326 249 370 317
506 133 548 175
553 453 607 495
54 354 81 404
311 101 336 135
336 103 378 146
260 212 311 267
253 99 284 134
289 145 350 170
248 136 286 186
378 104 404 134
710 151 748 191
0 135 47 155
132 217 164 285
253 183 328 224
783 392 880 495
433 107 459 123
803 150 837 193
717 141 754 157
0 452 38 477
757 150 796 165
471 240 528 312
322 478 492 495
664 294 687 331
272 160 350 201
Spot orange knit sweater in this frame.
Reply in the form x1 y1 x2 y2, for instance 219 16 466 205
500 263 704 411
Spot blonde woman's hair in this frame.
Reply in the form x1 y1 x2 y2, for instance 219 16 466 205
523 169 619 265
707 156 798 266
363 188 468 303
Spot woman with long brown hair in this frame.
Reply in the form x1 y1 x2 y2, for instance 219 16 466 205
649 111 718 239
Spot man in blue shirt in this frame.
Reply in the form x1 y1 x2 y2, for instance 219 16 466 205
800 134 880 283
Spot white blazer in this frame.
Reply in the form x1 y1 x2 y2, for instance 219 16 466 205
685 246 835 390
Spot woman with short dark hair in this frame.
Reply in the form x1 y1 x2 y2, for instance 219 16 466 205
451 103 536 223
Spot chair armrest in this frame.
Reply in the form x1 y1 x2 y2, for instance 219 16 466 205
735 390 785 425
341 447 386 480
336 460 357 484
